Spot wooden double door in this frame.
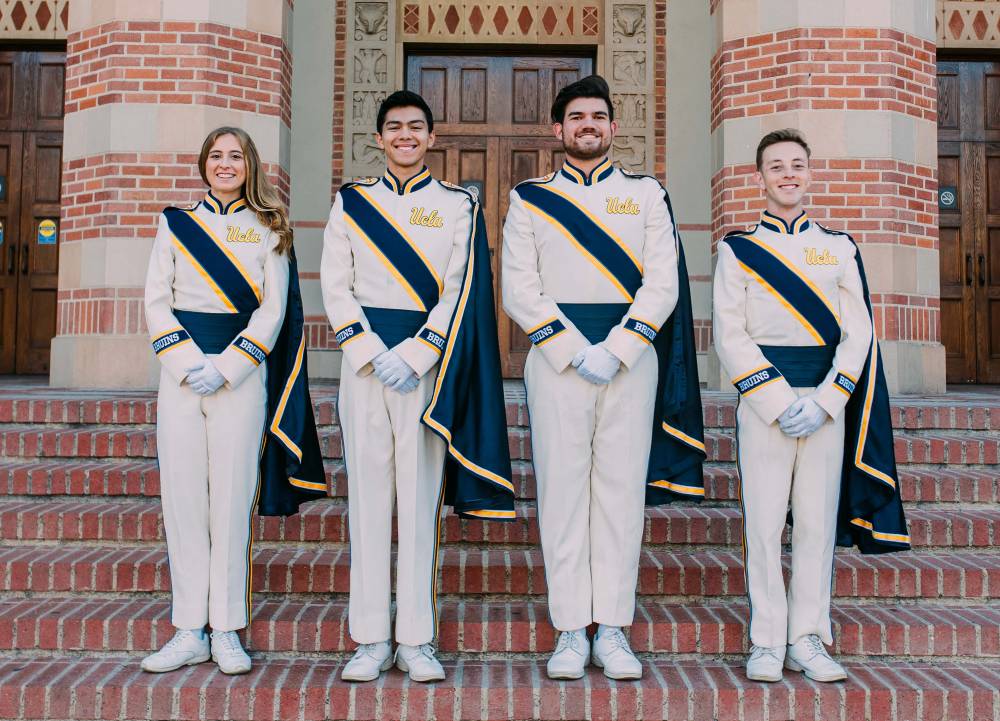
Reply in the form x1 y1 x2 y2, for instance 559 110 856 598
0 49 64 375
406 52 593 377
938 59 1000 384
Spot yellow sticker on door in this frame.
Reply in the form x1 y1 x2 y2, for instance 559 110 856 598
37 219 57 245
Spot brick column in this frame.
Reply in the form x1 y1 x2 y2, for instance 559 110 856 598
708 0 944 394
50 0 293 389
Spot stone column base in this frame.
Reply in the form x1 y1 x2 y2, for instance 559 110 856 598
49 335 158 389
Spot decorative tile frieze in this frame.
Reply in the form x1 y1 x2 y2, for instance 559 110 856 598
0 0 67 39
397 0 601 43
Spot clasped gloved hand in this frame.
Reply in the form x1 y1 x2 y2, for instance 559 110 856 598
185 361 226 396
373 351 419 394
571 344 622 385
778 395 829 438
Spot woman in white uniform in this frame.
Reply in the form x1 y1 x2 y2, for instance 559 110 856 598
141 127 323 674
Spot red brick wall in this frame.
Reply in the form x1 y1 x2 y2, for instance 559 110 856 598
709 25 939 345
58 20 293 339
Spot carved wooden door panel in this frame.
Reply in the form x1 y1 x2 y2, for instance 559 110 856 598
0 49 64 374
407 52 592 376
938 59 1000 384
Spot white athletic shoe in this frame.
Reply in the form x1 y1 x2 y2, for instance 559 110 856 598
746 645 785 682
785 635 847 682
341 641 393 682
592 627 642 680
546 629 589 680
395 643 446 682
210 630 252 675
140 629 210 673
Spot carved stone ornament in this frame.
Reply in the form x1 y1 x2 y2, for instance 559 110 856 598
355 2 389 40
612 135 645 170
612 93 646 128
353 90 387 127
612 51 645 85
354 48 388 84
612 4 645 43
352 133 384 166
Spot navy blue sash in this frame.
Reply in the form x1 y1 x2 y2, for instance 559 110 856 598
361 306 428 349
558 303 630 345
341 185 441 312
515 182 642 301
723 234 840 346
163 208 261 314
759 345 836 387
173 310 251 354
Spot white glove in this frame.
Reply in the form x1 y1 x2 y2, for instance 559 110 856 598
778 396 829 438
373 351 419 393
185 360 226 396
571 344 621 385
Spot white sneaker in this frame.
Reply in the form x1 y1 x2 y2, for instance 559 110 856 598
341 641 393 682
395 643 446 682
592 627 642 680
210 630 251 675
140 629 210 673
547 629 589 680
746 645 785 682
785 635 847 682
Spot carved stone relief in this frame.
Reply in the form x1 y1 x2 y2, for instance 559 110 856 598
353 90 388 127
352 133 384 165
612 51 645 85
612 4 645 43
355 2 390 39
354 49 388 84
612 136 646 171
612 93 646 128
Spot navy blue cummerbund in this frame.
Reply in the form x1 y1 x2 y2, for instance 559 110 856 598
758 344 836 388
558 303 630 345
362 306 428 348
174 309 252 355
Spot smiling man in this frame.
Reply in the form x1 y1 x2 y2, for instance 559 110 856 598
502 75 705 680
322 90 513 683
714 129 910 684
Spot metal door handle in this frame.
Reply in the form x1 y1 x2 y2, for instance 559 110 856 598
979 254 986 287
19 244 27 275
966 253 974 286
5 245 12 275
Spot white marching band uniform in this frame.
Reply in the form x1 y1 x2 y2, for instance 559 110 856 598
501 157 679 631
321 167 475 646
713 211 872 649
145 192 288 632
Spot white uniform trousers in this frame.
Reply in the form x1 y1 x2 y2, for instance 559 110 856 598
736 388 844 648
156 362 267 632
339 369 447 646
524 345 657 632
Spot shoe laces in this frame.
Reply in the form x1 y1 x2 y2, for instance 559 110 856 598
415 643 438 660
213 631 243 654
750 645 782 662
164 629 200 651
555 631 582 654
803 635 828 658
358 642 385 658
601 628 630 652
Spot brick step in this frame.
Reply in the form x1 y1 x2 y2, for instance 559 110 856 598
4 424 997 466
4 498 999 550
0 544 997 599
3 596 997 659
2 459 998 507
3 387 997 431
0 655 995 721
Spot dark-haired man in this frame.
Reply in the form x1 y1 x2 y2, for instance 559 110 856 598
502 75 705 680
322 90 513 683
714 129 909 684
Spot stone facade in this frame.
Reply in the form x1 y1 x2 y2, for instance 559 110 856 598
0 0 986 392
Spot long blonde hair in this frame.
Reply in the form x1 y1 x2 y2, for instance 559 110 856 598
198 126 293 255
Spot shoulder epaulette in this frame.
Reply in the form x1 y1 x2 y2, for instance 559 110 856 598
514 171 556 189
438 179 476 202
619 167 658 183
340 177 379 193
721 226 757 242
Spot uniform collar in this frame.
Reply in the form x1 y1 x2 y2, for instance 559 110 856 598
382 166 432 195
759 210 810 235
202 191 248 215
560 157 614 186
